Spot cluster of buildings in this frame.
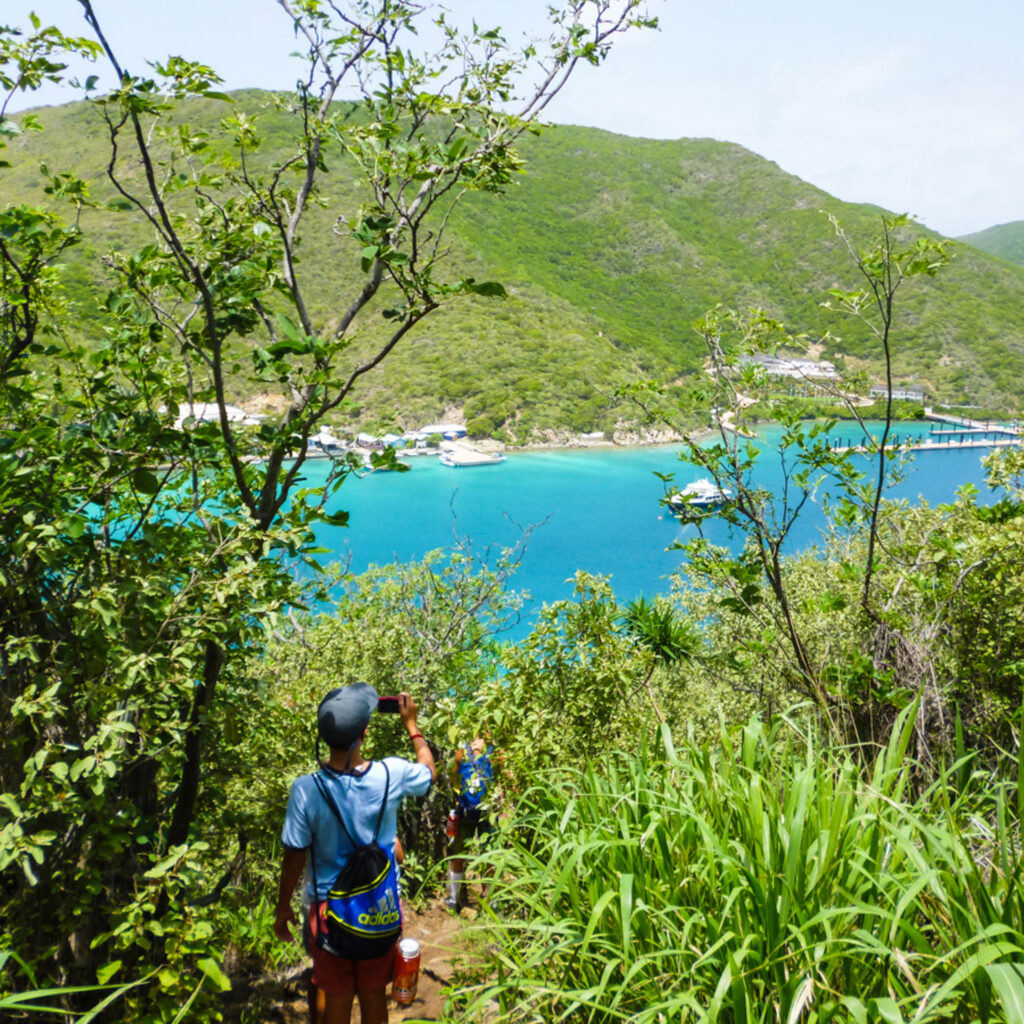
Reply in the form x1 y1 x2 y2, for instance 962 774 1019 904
352 423 467 450
171 402 263 430
738 354 925 403
312 422 467 455
738 353 839 381
169 405 471 455
868 385 926 403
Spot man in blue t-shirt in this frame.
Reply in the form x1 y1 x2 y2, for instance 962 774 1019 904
274 683 434 1024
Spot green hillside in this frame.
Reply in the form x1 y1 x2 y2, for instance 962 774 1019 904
457 128 1024 415
7 92 1024 436
959 220 1024 267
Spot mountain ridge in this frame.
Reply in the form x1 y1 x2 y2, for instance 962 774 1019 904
959 221 1024 268
6 92 1024 436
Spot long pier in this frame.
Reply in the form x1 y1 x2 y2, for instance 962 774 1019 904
719 406 1021 454
829 435 1021 455
924 409 1021 436
825 409 1022 454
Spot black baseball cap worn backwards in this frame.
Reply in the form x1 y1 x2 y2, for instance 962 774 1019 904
317 682 379 750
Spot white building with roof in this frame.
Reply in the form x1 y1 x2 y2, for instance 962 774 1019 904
419 422 467 438
738 354 838 380
171 402 262 430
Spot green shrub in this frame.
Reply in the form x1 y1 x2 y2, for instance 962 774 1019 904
466 415 496 438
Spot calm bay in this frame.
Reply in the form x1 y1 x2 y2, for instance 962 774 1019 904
294 419 1007 634
299 421 1007 637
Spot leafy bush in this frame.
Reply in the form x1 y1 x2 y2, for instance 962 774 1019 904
466 415 497 438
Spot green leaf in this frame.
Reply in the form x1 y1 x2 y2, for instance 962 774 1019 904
143 852 180 879
984 964 1024 1020
62 515 87 539
320 509 350 528
819 592 848 613
277 313 301 341
131 467 161 495
464 278 507 297
868 997 905 1024
841 997 868 1024
196 956 231 992
96 960 122 984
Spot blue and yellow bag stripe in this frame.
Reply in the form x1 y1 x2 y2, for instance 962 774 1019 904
328 860 389 900
325 855 401 938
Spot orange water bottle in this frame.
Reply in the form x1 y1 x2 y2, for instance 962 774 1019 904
392 937 421 1005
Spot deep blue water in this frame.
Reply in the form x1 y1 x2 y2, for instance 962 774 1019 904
296 421 1007 637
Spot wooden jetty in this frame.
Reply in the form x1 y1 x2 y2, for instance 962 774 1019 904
825 409 1021 454
924 409 1020 437
829 436 1021 455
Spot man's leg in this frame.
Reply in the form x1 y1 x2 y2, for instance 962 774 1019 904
447 856 466 909
355 986 389 1024
447 818 468 909
321 992 355 1024
306 971 321 1024
307 904 355 1024
478 818 496 898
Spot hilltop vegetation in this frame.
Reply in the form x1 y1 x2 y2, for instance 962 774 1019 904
6 93 1024 439
960 219 1024 267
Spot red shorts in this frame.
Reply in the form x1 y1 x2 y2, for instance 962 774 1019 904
306 903 397 996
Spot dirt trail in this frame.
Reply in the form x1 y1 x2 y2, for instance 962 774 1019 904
226 898 470 1023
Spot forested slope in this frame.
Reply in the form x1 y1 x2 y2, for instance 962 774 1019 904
8 92 1024 435
959 220 1024 267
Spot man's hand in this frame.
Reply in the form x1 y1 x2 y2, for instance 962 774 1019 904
274 903 297 942
399 691 419 728
400 692 436 779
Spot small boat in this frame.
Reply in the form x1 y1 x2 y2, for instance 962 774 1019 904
439 447 506 468
667 478 731 514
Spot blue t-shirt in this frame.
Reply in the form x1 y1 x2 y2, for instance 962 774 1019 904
282 757 432 901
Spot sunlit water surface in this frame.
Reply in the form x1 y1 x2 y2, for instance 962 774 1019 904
297 421 1007 638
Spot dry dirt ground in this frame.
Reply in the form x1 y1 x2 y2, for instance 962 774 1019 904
225 897 475 1024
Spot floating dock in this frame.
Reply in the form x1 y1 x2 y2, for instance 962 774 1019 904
924 410 1021 436
829 436 1021 455
825 410 1021 454
439 442 506 467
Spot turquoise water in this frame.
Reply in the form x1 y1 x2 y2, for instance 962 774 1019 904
299 421 1007 635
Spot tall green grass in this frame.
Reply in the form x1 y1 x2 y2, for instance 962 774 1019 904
457 711 1024 1022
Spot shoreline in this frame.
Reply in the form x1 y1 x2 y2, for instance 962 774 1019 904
290 410 1023 464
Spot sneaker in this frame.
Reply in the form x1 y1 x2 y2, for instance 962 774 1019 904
444 896 459 913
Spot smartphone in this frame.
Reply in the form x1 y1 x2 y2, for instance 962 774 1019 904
377 695 401 714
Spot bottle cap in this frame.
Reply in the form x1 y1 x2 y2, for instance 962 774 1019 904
398 937 420 957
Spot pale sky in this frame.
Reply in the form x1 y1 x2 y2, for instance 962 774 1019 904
9 0 1024 237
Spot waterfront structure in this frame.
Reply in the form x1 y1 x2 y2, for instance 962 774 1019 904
420 422 467 439
738 354 839 380
869 385 926 402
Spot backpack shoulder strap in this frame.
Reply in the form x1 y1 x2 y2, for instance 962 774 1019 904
313 762 391 846
371 761 390 842
313 772 356 848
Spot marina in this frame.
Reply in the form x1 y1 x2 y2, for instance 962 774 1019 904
826 411 1021 454
303 421 1013 639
